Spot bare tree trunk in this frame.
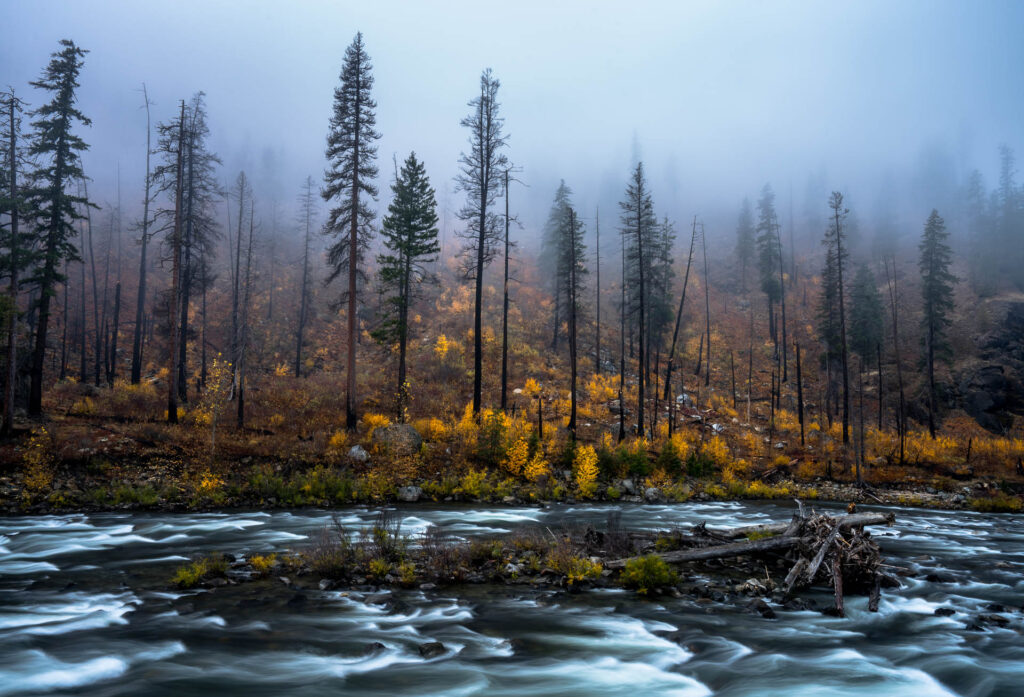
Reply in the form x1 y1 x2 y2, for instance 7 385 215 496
702 221 711 386
166 101 185 425
663 217 696 401
796 341 805 446
295 177 312 378
131 85 152 385
85 181 101 387
59 262 68 381
834 205 850 445
3 97 20 434
237 201 255 430
500 168 510 411
568 208 578 440
594 206 600 374
776 215 788 382
883 256 905 463
106 282 120 386
618 231 626 442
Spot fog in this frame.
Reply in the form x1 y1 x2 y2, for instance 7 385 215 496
3 0 1022 254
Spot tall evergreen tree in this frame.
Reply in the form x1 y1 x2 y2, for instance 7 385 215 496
26 39 92 417
755 184 781 344
823 191 851 445
455 68 508 416
542 181 572 350
294 176 316 378
372 152 439 421
551 201 587 437
1 91 28 434
734 197 755 293
620 162 656 435
848 263 883 363
919 209 956 438
322 32 380 430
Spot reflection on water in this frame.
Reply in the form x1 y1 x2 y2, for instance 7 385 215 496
1 502 1021 696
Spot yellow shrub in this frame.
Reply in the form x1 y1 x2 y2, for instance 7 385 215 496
586 374 616 404
525 452 551 482
22 428 54 496
362 413 391 438
250 553 277 576
573 444 600 497
412 417 448 442
69 396 95 416
197 471 225 494
775 409 800 432
434 334 451 359
523 378 541 397
274 363 290 377
268 413 285 429
327 430 348 452
503 437 530 477
703 436 731 466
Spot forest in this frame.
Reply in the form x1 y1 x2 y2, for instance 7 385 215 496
1 31 1023 517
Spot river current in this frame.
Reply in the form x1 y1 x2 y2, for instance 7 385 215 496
1 501 1021 696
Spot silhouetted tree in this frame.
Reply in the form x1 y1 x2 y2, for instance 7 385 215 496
455 68 508 416
734 197 755 293
26 39 92 417
322 32 381 430
294 176 316 377
919 209 956 438
849 263 883 363
755 184 781 344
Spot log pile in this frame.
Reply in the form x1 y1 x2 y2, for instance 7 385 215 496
606 506 896 616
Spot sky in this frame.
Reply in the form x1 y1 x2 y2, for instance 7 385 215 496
2 0 1022 255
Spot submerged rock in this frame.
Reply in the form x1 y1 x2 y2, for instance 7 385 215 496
418 641 446 658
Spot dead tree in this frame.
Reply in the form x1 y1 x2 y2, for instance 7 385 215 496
663 216 696 400
131 83 153 385
166 101 185 424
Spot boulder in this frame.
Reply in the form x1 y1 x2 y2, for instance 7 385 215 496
397 485 422 502
643 487 664 503
371 424 423 456
348 444 370 463
418 641 446 658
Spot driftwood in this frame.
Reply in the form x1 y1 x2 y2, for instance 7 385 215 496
606 507 895 615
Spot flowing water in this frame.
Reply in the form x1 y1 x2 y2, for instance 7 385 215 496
1 501 1021 696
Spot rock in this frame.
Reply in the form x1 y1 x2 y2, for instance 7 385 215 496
747 598 777 619
925 572 956 584
397 485 422 502
676 393 694 408
501 495 518 505
618 479 636 495
363 642 387 655
977 613 1010 627
737 578 768 595
279 576 292 586
419 583 437 591
934 607 956 617
643 487 664 503
318 579 335 591
207 577 228 587
348 445 370 463
504 562 523 575
418 641 446 659
371 424 423 456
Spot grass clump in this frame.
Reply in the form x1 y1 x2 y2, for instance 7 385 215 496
249 553 277 577
172 554 228 588
619 554 678 595
970 492 1023 512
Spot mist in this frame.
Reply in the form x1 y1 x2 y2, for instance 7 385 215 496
3 0 1022 254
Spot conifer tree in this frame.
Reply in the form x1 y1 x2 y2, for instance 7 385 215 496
322 32 380 430
294 176 316 378
26 39 92 417
755 184 781 343
456 68 508 416
734 197 755 293
919 209 956 438
849 263 883 363
620 162 656 435
822 191 851 444
542 181 572 350
1 91 27 433
372 152 439 421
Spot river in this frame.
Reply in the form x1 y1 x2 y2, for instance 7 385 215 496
1 501 1021 696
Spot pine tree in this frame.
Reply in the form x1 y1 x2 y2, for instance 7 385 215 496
455 68 508 416
1 90 28 434
554 202 587 438
823 191 851 445
322 32 381 430
26 39 93 417
294 176 316 378
755 184 781 343
919 209 956 438
372 152 439 421
734 197 755 293
620 162 656 435
849 263 883 363
542 181 572 350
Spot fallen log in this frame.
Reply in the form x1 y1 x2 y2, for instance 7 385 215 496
605 533 803 569
606 511 894 571
705 511 894 540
